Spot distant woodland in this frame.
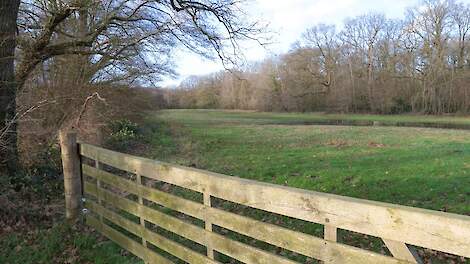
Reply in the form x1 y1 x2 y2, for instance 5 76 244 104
166 0 470 114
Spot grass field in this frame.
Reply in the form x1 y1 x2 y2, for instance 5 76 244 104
136 109 470 262
151 109 470 128
138 110 470 263
146 109 470 215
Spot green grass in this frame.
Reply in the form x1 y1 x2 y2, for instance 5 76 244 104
135 109 470 262
139 109 470 262
0 222 142 264
147 109 470 215
0 169 143 264
158 109 470 127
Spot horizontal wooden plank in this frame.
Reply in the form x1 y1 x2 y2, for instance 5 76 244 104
87 200 215 264
86 215 172 264
209 230 297 264
84 181 205 244
80 144 206 193
84 181 408 264
83 164 205 220
84 182 298 264
206 206 409 264
80 143 470 258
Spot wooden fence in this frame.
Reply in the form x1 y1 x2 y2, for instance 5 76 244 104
60 133 470 264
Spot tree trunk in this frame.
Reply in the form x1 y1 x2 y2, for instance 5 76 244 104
367 47 374 111
0 0 20 174
458 42 465 69
348 58 355 111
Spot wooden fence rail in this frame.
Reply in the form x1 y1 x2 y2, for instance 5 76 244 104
62 138 470 263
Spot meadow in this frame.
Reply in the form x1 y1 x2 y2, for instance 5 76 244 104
141 109 470 262
147 110 470 215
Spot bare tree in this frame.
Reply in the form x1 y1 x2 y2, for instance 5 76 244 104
342 13 386 111
303 24 338 89
406 0 453 113
451 1 470 69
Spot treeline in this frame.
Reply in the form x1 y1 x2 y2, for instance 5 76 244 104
166 0 470 114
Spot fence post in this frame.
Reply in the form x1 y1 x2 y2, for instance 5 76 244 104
136 173 147 247
324 225 337 242
95 159 103 223
59 130 82 220
203 192 214 259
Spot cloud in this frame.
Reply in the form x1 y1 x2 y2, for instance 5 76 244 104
160 50 222 87
251 0 419 54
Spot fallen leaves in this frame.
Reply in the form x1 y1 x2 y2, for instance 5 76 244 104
325 139 351 148
368 141 386 148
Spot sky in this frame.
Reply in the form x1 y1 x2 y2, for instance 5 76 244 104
159 0 450 87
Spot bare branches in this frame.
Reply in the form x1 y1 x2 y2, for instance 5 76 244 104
75 92 106 128
14 0 266 89
0 98 57 154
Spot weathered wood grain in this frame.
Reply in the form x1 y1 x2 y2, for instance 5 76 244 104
206 202 410 264
94 159 103 223
80 143 470 258
383 239 422 263
82 164 205 219
83 180 410 264
87 200 215 264
324 225 337 242
59 131 81 220
203 193 214 259
84 182 300 264
86 215 172 264
136 173 147 248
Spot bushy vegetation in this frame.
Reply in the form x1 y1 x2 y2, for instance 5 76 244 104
107 119 141 150
0 223 142 264
1 141 141 263
1 87 165 263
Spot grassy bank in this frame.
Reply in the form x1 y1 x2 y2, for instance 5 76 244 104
158 109 470 129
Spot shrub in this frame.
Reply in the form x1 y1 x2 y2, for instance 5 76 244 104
107 119 141 150
390 97 412 114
